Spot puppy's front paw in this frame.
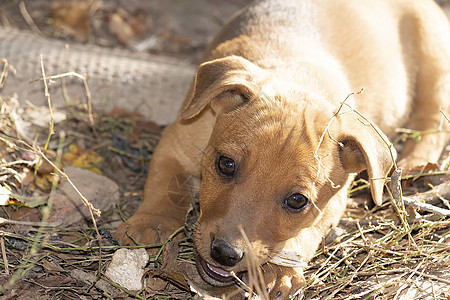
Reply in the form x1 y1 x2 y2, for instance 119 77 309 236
262 264 305 300
115 213 183 247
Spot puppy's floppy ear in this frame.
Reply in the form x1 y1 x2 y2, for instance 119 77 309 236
337 115 396 206
180 55 265 119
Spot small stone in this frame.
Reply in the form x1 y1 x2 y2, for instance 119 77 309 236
105 248 149 291
47 166 119 225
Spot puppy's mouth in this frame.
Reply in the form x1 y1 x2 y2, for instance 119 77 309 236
196 255 243 286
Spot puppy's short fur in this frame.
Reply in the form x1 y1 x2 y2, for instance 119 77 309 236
117 0 450 298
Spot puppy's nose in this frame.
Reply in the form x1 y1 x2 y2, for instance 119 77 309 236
210 238 244 267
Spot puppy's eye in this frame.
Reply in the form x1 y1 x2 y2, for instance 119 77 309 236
217 155 236 177
284 193 309 211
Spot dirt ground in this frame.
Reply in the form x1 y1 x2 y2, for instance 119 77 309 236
0 1 449 300
0 0 251 61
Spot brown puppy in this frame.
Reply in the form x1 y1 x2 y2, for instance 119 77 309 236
116 0 450 298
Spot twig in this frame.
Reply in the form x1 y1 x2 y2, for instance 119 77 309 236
60 44 71 103
401 196 450 217
18 1 44 37
383 181 450 217
31 71 88 82
395 128 450 136
1 236 9 275
0 59 6 88
390 169 404 207
0 59 16 89
395 128 450 144
400 170 450 181
2 158 39 167
230 271 253 296
440 108 450 123
82 74 95 130
356 221 368 244
0 217 61 227
40 55 54 151
389 169 411 233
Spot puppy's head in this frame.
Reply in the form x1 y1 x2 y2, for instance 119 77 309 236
181 56 395 287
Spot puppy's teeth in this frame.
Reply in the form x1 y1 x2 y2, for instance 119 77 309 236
207 263 231 277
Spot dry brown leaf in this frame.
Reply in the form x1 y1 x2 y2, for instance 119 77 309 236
109 12 136 46
50 0 92 41
62 144 104 174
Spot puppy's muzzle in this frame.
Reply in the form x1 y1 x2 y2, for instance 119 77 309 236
195 238 245 286
211 238 244 267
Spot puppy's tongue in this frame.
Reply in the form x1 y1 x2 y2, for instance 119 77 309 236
200 257 234 283
208 263 232 277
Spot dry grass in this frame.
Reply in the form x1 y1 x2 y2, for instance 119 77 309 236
301 185 450 299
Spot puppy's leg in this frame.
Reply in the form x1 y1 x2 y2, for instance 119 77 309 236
116 120 206 246
399 5 450 168
261 264 305 300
